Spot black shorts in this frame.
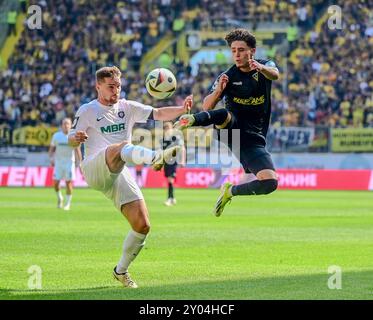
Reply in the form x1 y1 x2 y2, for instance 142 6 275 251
164 164 177 178
216 128 275 175
235 145 275 175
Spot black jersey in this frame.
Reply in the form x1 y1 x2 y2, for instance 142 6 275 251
211 59 276 145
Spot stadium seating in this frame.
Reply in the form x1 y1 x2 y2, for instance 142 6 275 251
0 0 372 133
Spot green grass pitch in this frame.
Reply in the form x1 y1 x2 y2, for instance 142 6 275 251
0 187 372 300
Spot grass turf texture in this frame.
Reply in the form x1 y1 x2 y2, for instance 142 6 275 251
0 187 372 300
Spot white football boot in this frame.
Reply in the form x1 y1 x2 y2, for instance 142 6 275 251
113 267 138 288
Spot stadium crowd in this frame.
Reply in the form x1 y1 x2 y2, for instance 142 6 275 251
190 0 323 30
0 0 372 132
271 0 373 128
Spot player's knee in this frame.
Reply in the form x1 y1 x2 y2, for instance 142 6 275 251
133 213 151 234
134 221 150 235
262 179 278 194
106 141 129 160
106 142 129 173
106 147 117 161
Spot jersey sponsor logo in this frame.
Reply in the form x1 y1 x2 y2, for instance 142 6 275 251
100 123 125 134
252 72 259 81
118 111 125 118
96 116 105 121
232 81 242 85
233 95 265 106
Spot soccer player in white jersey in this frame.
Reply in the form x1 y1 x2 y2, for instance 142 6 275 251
68 66 193 288
49 118 82 211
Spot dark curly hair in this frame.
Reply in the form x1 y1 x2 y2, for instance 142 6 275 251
225 29 256 48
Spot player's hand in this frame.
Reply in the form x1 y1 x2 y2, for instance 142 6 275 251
50 159 54 167
215 74 229 94
183 95 193 114
73 131 88 143
248 59 263 72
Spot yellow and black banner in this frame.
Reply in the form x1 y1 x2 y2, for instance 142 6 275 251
12 126 58 146
0 124 11 144
331 128 373 152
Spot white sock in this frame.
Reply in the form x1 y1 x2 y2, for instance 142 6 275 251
120 144 155 165
56 190 63 200
116 230 147 274
65 194 72 206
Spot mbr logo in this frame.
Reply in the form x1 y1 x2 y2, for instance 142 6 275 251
100 123 126 134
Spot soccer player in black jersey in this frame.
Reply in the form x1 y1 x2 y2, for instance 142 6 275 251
175 29 279 216
162 121 186 206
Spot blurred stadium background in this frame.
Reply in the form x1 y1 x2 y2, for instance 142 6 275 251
0 0 372 189
0 0 373 300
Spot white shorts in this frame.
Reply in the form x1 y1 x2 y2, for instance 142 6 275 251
81 148 143 212
54 161 75 181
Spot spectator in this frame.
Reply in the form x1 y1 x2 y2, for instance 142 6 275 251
215 49 227 66
7 9 17 37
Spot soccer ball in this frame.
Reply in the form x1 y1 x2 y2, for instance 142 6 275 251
145 68 177 99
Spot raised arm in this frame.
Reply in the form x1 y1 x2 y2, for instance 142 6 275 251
202 74 229 111
248 60 279 81
153 95 193 121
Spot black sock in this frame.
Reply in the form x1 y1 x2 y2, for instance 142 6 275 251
231 179 278 196
193 109 230 127
168 182 174 199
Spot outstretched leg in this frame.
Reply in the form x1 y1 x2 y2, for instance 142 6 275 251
106 141 180 173
175 109 233 129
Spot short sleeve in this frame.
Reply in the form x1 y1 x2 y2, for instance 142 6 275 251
127 100 153 123
264 60 278 70
50 133 56 146
209 73 227 99
70 105 90 135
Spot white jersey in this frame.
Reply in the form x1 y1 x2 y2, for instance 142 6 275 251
51 131 75 162
70 99 153 159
